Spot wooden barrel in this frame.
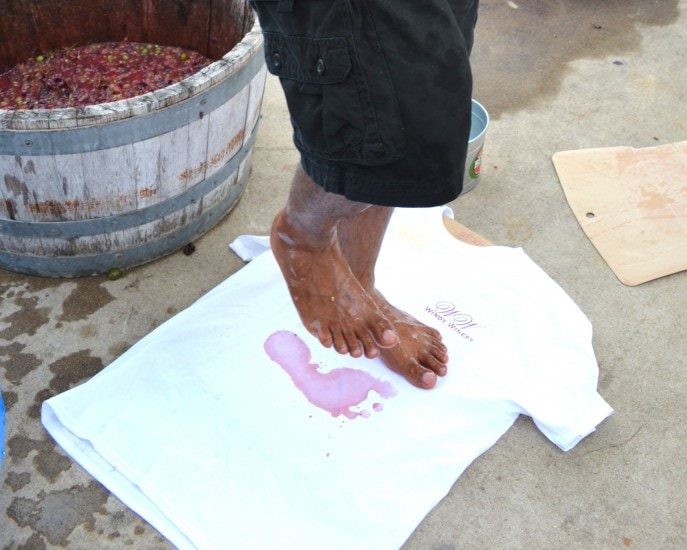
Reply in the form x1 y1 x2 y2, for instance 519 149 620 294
0 0 266 277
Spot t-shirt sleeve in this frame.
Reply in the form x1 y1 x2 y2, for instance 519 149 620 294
524 352 614 452
513 306 613 451
506 256 614 452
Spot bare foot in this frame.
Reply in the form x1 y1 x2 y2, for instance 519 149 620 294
369 289 449 389
271 210 398 358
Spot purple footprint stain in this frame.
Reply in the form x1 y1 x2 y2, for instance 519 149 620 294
264 331 397 419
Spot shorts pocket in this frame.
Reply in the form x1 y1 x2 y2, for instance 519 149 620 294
251 1 405 164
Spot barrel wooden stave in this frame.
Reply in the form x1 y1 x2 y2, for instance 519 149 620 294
0 5 265 277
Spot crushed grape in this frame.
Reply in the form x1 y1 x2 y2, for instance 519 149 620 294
0 41 214 110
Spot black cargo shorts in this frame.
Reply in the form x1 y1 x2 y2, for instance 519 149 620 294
248 0 479 207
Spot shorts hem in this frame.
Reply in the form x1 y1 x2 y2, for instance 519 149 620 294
300 154 464 208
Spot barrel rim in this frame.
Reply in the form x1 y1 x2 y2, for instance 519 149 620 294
0 21 263 131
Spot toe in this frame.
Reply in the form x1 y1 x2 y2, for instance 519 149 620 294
342 327 363 358
329 325 349 354
404 365 437 390
399 361 439 390
428 345 449 366
421 351 448 375
375 327 399 348
427 327 443 341
312 332 334 348
421 370 437 388
357 331 379 359
312 324 333 349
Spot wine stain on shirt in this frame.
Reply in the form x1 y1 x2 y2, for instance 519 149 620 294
264 331 397 419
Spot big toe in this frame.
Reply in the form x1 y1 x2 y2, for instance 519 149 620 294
399 362 440 390
420 370 437 389
377 328 399 348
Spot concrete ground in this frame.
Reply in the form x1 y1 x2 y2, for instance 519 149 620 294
2 0 686 547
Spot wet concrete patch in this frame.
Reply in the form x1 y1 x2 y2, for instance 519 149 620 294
107 341 132 360
79 324 99 339
25 350 106 420
7 434 72 483
0 296 50 340
16 532 47 550
1 271 125 547
472 0 679 116
0 343 41 385
5 471 31 492
0 271 57 295
47 350 105 395
58 279 115 323
11 351 105 429
2 389 18 411
7 482 109 546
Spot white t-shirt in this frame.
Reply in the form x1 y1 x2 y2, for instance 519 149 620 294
42 207 612 550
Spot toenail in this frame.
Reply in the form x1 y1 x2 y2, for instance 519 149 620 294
422 372 436 386
382 329 398 344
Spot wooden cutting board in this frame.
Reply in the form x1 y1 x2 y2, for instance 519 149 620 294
553 141 687 286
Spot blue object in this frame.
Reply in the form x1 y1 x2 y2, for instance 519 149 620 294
0 389 5 471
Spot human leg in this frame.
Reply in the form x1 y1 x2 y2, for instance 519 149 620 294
252 0 478 389
271 164 399 359
337 206 449 389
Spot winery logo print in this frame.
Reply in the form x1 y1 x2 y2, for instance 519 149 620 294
424 300 485 342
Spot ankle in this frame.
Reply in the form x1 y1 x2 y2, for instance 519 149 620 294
353 273 375 292
272 209 337 251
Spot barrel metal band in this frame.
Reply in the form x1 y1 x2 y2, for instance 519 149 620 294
0 170 249 277
0 122 258 239
0 48 264 156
